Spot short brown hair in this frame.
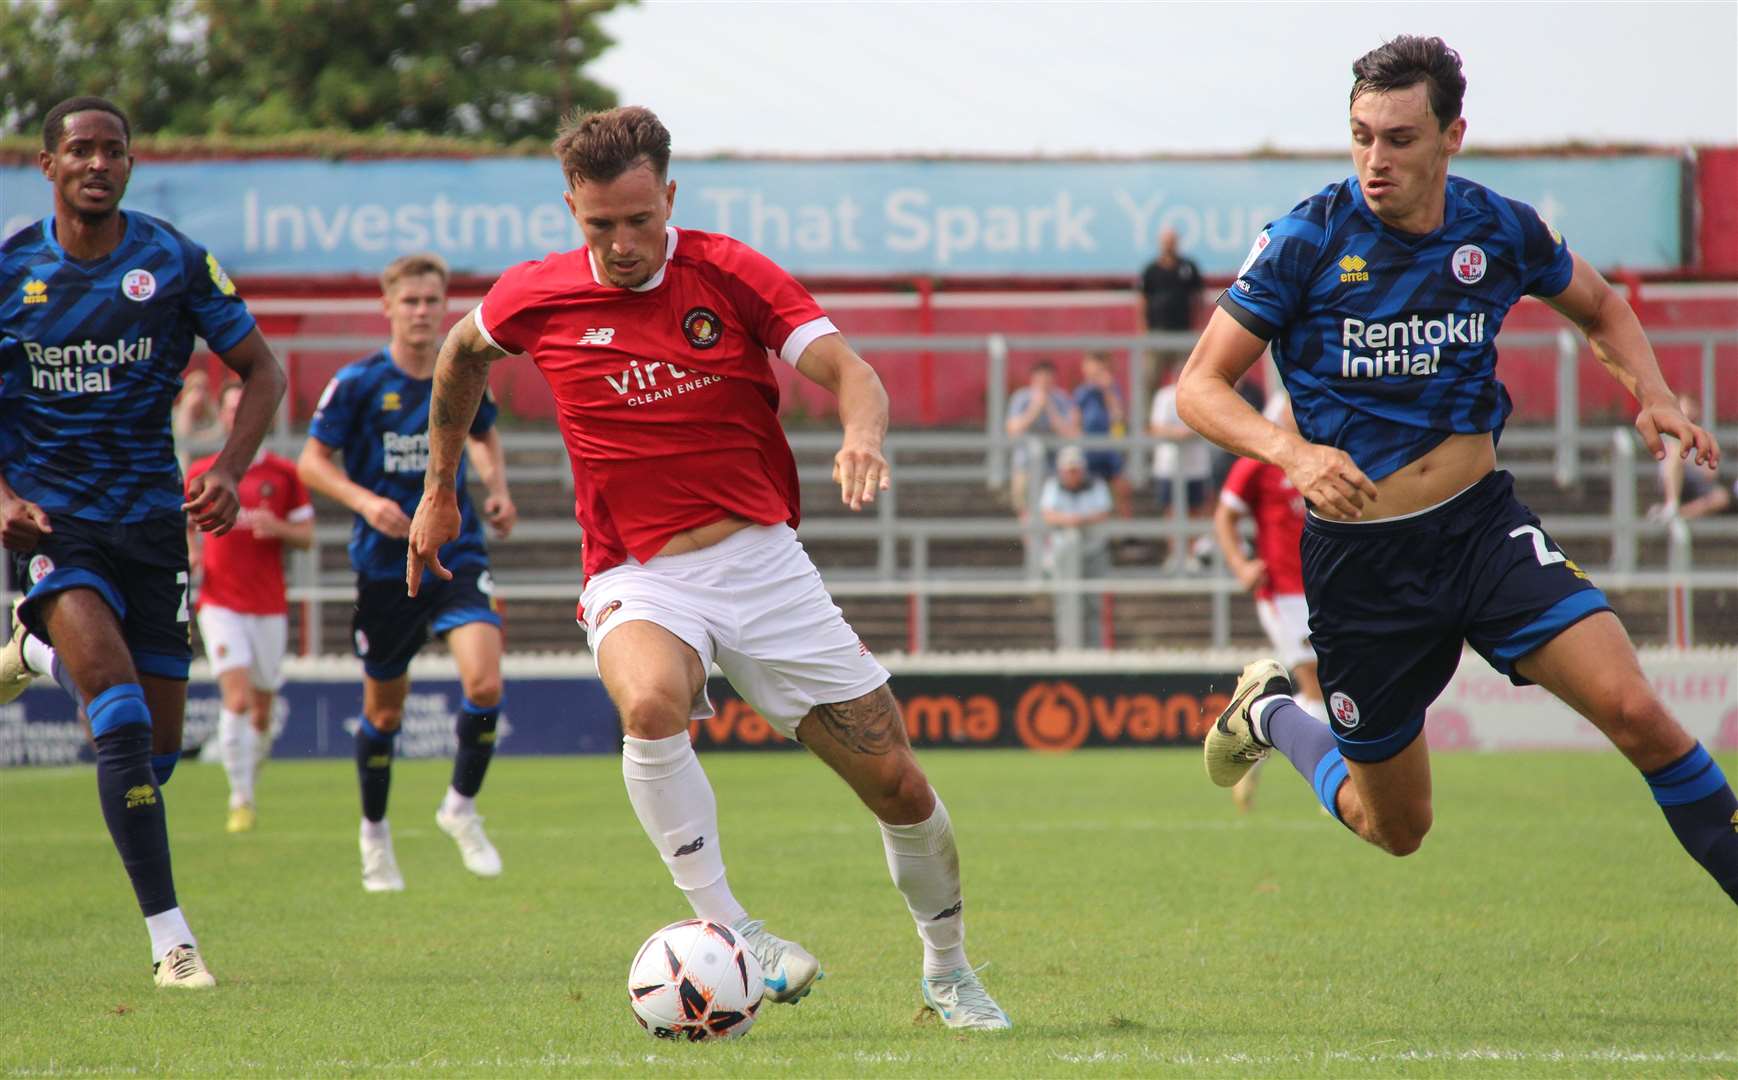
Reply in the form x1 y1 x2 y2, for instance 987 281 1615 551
1351 35 1466 129
380 252 449 296
552 105 672 186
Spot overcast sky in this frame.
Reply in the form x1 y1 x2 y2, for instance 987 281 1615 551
591 1 1738 156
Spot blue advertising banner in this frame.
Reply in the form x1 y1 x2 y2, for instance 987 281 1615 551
0 155 1683 276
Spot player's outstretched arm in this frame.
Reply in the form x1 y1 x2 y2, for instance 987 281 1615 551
1543 254 1719 468
795 332 890 512
1178 308 1377 519
187 329 287 535
408 312 506 594
464 428 517 539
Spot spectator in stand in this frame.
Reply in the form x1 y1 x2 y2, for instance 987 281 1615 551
1148 360 1214 569
1040 445 1113 647
1649 394 1733 522
1005 359 1080 521
1138 228 1204 377
1074 352 1133 520
171 368 225 468
1212 395 1328 812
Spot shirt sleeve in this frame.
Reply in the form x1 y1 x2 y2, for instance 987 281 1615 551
1510 198 1575 298
307 368 358 448
712 237 835 366
1220 456 1260 513
475 262 541 356
470 386 499 438
1218 202 1326 340
180 239 257 355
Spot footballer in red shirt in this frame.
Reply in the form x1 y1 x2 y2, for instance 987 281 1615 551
186 381 314 832
407 106 1008 1031
1212 395 1327 811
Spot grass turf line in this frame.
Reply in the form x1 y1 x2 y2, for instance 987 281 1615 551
2 748 1734 1078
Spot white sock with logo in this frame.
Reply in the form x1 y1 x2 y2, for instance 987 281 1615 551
218 709 255 807
622 733 746 924
145 907 195 963
880 792 969 978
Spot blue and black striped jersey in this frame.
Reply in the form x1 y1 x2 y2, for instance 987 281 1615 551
1220 175 1573 481
308 349 497 582
1 211 257 523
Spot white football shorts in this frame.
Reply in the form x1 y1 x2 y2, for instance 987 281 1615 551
1255 593 1316 672
580 523 890 738
197 605 289 691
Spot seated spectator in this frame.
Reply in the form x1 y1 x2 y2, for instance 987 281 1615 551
1005 359 1080 521
1074 351 1133 519
1649 394 1733 522
1040 445 1113 646
1148 360 1213 568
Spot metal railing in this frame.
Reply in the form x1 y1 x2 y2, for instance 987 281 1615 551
256 422 1735 655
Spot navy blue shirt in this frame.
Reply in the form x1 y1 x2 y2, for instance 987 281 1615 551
308 349 497 582
1221 175 1574 481
1 211 257 522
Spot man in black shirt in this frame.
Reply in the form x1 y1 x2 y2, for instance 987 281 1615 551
1138 228 1203 339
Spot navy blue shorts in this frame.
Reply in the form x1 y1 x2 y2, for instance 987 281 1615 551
1301 471 1610 763
11 515 192 679
351 565 501 681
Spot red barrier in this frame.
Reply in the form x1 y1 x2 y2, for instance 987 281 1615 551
1696 146 1738 274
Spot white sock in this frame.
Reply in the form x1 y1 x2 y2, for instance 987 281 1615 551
22 634 55 677
145 907 195 963
622 733 747 924
1299 695 1329 723
879 791 969 977
1249 694 1292 744
361 817 390 843
440 787 475 817
218 709 256 806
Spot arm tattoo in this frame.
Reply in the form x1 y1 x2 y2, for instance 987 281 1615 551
803 685 904 756
427 337 496 483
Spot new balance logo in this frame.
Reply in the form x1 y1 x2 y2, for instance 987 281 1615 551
578 328 616 346
674 835 705 857
932 901 963 920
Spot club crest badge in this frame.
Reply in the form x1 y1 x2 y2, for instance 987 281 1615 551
1451 244 1487 285
122 269 157 302
682 307 722 350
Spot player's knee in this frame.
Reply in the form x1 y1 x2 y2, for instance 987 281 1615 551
867 761 934 822
1371 806 1433 857
460 672 503 709
615 687 691 740
367 708 403 734
1607 688 1684 768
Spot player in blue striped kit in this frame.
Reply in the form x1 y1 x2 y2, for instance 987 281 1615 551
1 96 287 985
1182 38 1735 903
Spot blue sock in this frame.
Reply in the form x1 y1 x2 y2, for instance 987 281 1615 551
88 685 178 917
151 752 180 786
1644 744 1738 903
355 717 397 823
1262 699 1348 821
450 698 499 799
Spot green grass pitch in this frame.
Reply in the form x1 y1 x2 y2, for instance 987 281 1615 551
2 748 1734 1078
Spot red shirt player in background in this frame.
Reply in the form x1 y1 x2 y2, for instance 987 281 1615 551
186 381 314 833
407 106 1009 1031
1212 395 1327 812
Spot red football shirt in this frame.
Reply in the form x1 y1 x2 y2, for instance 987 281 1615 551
476 227 836 588
186 452 312 615
1219 458 1305 600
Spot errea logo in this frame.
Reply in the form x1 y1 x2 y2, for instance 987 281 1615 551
578 328 616 346
22 279 47 305
1338 254 1369 284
